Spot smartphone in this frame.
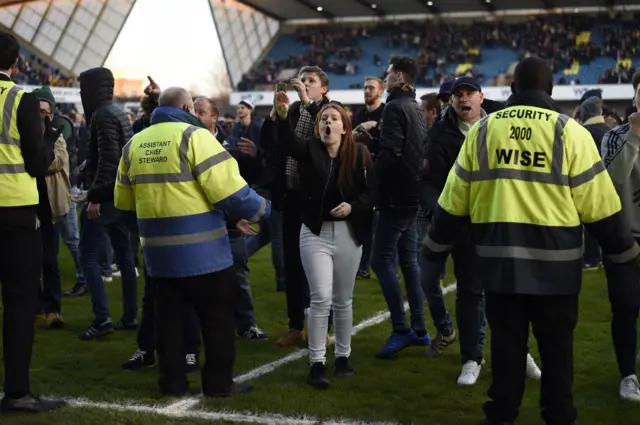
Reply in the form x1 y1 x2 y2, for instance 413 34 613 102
276 83 287 93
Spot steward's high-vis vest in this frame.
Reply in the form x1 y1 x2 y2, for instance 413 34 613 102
114 120 269 279
0 81 39 207
426 103 639 295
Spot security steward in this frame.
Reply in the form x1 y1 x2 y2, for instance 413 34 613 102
0 31 65 413
114 87 270 397
423 56 640 425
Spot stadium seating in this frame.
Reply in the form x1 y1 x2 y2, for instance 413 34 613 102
15 47 76 88
242 14 640 91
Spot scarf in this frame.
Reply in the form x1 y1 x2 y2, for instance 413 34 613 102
285 100 322 190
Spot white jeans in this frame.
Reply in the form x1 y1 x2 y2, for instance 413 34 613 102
300 221 362 365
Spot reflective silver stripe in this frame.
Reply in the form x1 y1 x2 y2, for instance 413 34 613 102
122 138 133 174
248 197 267 222
193 150 233 178
129 126 203 185
179 126 200 173
117 169 132 185
476 116 490 171
471 168 570 185
608 243 640 264
423 235 452 253
140 226 228 247
0 163 25 174
0 85 22 147
476 245 583 261
454 160 472 182
552 114 569 178
474 111 570 186
134 172 194 184
569 160 605 188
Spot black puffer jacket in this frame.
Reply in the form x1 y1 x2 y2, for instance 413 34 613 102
375 87 428 209
79 67 133 203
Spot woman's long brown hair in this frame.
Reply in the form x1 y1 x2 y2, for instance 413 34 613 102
314 102 368 191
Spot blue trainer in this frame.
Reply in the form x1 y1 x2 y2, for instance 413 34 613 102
413 333 431 346
376 329 418 359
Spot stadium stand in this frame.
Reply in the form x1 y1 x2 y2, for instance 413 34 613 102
239 12 640 91
15 48 77 87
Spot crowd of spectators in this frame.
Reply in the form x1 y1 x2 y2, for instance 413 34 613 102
14 52 77 88
239 12 640 91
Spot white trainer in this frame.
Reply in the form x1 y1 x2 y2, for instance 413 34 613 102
620 375 640 402
526 353 542 380
457 360 482 386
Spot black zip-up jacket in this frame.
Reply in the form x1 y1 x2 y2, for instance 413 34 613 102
79 67 133 203
259 98 330 210
278 118 376 246
375 88 428 209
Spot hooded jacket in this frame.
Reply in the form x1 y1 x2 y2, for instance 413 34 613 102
79 67 133 203
580 96 610 154
31 86 79 187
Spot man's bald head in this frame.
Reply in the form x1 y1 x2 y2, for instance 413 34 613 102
159 87 194 114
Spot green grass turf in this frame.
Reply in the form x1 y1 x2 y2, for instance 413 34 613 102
2 244 640 424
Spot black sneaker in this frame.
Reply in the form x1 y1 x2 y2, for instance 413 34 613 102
240 326 269 340
334 356 355 377
79 319 114 340
122 349 155 371
308 362 330 389
114 320 138 331
186 353 200 373
204 381 253 398
426 329 457 357
63 283 87 297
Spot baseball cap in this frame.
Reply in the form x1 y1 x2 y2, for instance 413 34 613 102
239 99 254 109
437 79 454 99
451 77 482 94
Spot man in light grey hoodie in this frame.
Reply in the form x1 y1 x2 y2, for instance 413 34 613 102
601 84 640 402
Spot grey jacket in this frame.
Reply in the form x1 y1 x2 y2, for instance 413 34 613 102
602 122 640 237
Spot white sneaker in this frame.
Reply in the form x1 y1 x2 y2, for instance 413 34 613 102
457 360 482 386
620 375 640 402
526 353 542 380
103 276 113 283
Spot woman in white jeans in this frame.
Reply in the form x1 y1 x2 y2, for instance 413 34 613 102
275 97 376 388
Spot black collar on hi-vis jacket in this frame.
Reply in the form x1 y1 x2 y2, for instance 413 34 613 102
505 90 559 112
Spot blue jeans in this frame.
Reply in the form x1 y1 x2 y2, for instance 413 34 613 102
230 229 256 333
371 208 426 333
79 202 138 324
58 199 85 284
417 218 453 335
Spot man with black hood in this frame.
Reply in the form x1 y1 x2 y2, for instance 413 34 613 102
72 67 139 341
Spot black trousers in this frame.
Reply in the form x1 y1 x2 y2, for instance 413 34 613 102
483 292 578 425
38 213 62 315
0 209 41 396
452 235 485 365
154 267 236 396
283 192 310 331
137 268 201 355
603 252 640 379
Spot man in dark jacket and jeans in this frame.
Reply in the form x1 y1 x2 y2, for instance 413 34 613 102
373 56 430 358
72 67 138 341
580 96 609 269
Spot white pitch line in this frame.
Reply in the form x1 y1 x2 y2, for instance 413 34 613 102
125 282 457 414
66 397 398 424
236 282 458 383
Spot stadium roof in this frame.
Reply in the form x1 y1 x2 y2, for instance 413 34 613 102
0 0 135 76
238 0 640 20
